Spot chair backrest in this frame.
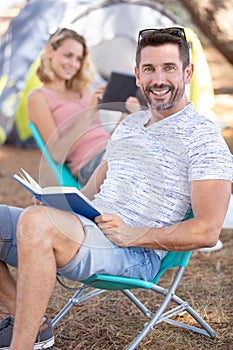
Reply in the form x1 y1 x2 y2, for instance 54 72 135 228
153 250 192 283
29 122 82 189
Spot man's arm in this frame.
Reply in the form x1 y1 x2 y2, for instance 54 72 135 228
81 160 108 200
95 179 231 251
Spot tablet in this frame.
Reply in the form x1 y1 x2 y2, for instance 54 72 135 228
100 71 139 112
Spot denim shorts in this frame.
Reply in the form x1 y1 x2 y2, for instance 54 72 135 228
0 205 161 282
0 205 21 266
57 215 161 281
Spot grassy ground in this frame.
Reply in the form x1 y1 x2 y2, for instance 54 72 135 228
48 229 233 350
0 145 232 349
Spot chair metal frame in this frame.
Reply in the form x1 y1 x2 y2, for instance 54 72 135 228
52 250 216 349
28 121 82 189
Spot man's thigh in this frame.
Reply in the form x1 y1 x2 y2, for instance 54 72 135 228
0 205 85 269
58 216 161 282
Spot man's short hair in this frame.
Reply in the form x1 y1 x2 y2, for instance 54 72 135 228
136 29 190 70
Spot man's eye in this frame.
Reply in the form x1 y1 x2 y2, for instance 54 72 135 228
77 57 83 62
165 65 175 71
144 67 154 72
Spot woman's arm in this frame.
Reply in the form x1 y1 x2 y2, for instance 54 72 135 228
27 88 100 164
27 89 59 146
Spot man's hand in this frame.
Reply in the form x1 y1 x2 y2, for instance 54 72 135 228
95 213 146 247
31 197 44 206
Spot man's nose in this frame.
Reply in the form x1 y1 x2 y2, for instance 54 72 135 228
151 69 165 83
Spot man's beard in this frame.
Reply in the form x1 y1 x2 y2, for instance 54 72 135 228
143 84 185 111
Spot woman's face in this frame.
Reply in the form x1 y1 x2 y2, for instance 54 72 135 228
49 38 84 81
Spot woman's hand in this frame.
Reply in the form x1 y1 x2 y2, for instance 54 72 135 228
91 85 106 106
125 96 141 114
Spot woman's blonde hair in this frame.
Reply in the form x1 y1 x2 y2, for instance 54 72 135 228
37 28 95 91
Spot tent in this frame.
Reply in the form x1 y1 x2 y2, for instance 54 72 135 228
0 0 215 147
0 0 67 146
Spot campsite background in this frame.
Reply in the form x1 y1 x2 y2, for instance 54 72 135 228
0 0 233 349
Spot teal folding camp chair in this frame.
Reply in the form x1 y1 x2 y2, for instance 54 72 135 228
29 122 82 189
53 249 216 349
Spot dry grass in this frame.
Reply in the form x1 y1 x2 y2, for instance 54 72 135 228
0 147 232 350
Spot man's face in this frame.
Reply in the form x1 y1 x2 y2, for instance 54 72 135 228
135 44 193 118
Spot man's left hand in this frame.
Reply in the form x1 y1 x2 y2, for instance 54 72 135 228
95 213 146 247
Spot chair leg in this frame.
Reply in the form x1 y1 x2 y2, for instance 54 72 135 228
122 289 154 318
52 284 106 327
52 285 88 327
126 285 178 350
52 267 215 349
169 293 216 338
125 267 215 349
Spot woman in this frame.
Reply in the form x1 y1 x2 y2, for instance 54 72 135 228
27 28 139 185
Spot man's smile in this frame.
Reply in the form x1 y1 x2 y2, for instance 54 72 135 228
147 85 172 98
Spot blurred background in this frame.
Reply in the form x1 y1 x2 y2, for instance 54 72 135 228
0 0 233 150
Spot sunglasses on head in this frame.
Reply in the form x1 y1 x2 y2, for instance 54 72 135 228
138 27 187 44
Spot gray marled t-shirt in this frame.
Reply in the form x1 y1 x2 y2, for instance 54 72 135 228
93 103 232 256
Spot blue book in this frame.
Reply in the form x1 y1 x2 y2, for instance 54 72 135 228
13 169 101 221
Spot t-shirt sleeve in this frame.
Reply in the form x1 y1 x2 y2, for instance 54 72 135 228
188 123 233 182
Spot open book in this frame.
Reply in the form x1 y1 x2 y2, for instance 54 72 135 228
13 169 101 221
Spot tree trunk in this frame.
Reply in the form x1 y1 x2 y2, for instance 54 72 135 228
179 0 233 65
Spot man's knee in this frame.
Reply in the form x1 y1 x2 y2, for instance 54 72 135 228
16 206 84 247
17 205 53 244
18 205 47 227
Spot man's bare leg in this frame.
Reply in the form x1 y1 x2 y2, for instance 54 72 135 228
0 261 16 316
10 205 85 350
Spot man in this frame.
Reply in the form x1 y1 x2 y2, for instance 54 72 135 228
0 27 232 349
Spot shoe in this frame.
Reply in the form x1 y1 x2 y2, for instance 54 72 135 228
197 239 223 252
0 316 54 349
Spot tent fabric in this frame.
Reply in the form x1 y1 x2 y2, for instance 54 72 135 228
0 0 215 147
185 27 215 113
0 0 67 145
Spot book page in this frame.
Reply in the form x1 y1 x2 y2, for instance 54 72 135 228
13 169 41 194
20 169 42 192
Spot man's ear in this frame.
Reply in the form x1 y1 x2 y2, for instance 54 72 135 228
134 66 140 87
185 63 194 84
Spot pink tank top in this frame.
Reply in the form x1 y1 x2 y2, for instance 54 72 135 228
40 87 110 174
